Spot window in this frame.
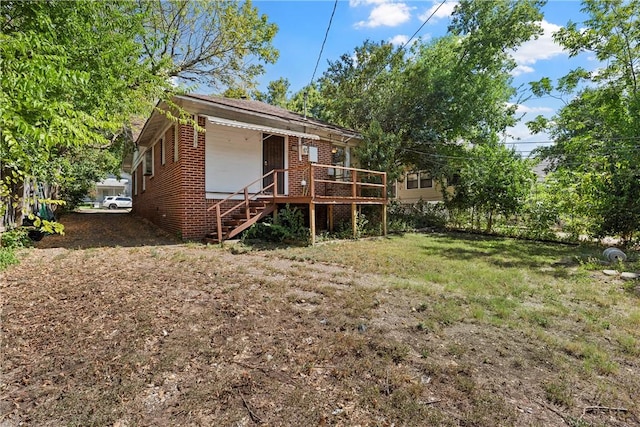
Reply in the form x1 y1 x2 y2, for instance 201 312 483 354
193 115 199 147
406 171 432 189
143 147 153 176
133 171 137 195
174 124 179 162
406 173 418 189
330 145 350 180
160 137 165 165
420 172 433 188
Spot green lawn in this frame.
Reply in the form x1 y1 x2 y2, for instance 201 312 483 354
266 232 640 374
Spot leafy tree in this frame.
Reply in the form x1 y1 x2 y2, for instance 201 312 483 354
288 83 328 119
253 78 291 108
448 143 535 231
223 87 252 99
1 0 280 231
139 0 278 91
0 1 170 229
314 0 544 192
529 0 640 242
318 40 403 129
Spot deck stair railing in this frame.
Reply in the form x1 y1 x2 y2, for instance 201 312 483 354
206 169 280 243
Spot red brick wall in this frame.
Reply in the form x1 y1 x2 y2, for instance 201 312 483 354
132 121 358 240
179 116 208 239
132 123 188 238
287 137 337 196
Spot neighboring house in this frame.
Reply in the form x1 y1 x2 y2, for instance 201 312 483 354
94 174 130 201
393 171 448 204
130 94 387 243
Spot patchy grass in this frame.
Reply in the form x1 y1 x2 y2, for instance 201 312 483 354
2 217 640 426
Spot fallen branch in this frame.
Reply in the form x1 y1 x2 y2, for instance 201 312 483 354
538 401 571 424
582 406 628 416
239 391 261 424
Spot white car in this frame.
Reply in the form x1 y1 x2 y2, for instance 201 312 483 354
102 196 132 209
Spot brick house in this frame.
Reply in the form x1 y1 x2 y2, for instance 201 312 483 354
130 94 387 243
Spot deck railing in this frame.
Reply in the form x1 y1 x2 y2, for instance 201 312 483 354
307 163 387 201
207 164 387 242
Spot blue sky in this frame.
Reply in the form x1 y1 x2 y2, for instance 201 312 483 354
250 0 592 155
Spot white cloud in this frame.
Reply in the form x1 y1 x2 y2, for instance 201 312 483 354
509 20 566 75
355 2 412 28
389 34 409 46
349 0 387 6
511 65 535 77
514 104 554 115
418 0 458 22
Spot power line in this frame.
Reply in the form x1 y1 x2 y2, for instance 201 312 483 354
399 0 446 52
309 0 338 86
370 0 447 81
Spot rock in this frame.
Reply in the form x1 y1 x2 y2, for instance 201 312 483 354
602 269 620 276
620 272 639 280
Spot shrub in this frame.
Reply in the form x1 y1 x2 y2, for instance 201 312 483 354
388 199 447 231
243 204 309 244
1 227 32 249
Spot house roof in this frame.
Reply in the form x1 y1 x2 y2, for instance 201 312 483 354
135 93 361 148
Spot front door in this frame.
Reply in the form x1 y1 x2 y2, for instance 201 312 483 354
263 134 285 194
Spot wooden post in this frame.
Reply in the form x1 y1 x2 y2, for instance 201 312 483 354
274 204 279 224
244 188 250 221
351 202 357 239
382 171 388 237
328 204 334 232
352 170 358 198
309 202 316 245
274 172 278 197
382 203 387 237
216 205 223 244
309 164 315 199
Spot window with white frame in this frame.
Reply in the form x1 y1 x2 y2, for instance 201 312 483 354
133 171 137 195
330 145 350 180
420 172 433 188
406 172 418 189
406 171 432 189
174 124 179 162
160 137 165 165
143 147 153 176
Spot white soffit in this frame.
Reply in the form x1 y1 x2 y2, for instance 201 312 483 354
206 116 320 140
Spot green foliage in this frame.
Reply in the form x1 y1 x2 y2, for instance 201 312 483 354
1 0 279 226
243 205 309 244
140 0 278 89
253 77 291 108
0 247 19 271
447 143 536 232
308 1 544 190
1 228 32 249
529 0 640 243
388 200 448 232
0 0 171 224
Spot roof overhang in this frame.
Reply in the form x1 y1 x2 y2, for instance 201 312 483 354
206 116 320 140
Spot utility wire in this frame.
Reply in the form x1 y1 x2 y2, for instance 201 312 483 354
370 0 447 81
309 0 338 86
399 0 446 52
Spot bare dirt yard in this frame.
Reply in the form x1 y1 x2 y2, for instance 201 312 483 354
1 211 639 426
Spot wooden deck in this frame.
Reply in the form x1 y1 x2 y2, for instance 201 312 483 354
208 164 387 244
